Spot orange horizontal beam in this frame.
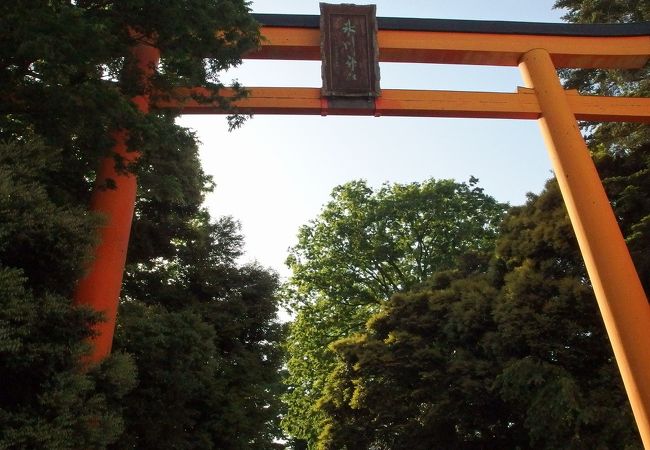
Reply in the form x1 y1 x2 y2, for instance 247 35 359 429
250 26 650 69
566 90 650 123
379 30 650 68
157 87 650 122
376 88 540 119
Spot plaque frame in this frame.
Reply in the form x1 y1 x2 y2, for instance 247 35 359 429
320 3 381 97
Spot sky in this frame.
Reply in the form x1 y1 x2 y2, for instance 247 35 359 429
177 0 567 277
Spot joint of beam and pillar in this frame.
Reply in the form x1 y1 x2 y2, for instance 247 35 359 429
519 47 650 449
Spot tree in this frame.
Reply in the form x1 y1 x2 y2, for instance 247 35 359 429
287 178 506 309
1 1 273 447
554 0 650 293
282 178 507 446
318 181 642 449
315 1 650 445
317 259 513 450
0 135 136 448
493 181 641 449
114 217 286 449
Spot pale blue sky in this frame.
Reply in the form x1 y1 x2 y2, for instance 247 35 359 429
178 1 566 276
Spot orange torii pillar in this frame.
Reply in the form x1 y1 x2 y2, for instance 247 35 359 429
74 39 160 365
520 48 650 448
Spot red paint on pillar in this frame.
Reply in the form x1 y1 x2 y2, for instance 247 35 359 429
74 40 160 364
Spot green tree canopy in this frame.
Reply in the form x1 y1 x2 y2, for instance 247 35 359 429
314 1 650 446
115 215 286 449
317 181 642 449
287 178 506 310
0 135 136 449
553 0 650 294
283 178 507 446
0 2 286 448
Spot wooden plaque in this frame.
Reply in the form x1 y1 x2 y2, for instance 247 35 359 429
320 3 380 97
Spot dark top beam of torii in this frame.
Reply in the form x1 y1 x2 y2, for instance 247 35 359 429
253 12 650 36
249 11 650 68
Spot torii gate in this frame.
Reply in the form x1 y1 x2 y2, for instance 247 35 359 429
73 5 650 446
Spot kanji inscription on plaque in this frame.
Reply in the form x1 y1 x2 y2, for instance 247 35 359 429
320 3 380 97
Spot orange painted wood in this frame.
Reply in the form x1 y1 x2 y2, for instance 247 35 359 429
158 87 650 122
521 47 650 449
248 26 650 69
377 30 650 68
566 90 650 122
74 41 160 365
